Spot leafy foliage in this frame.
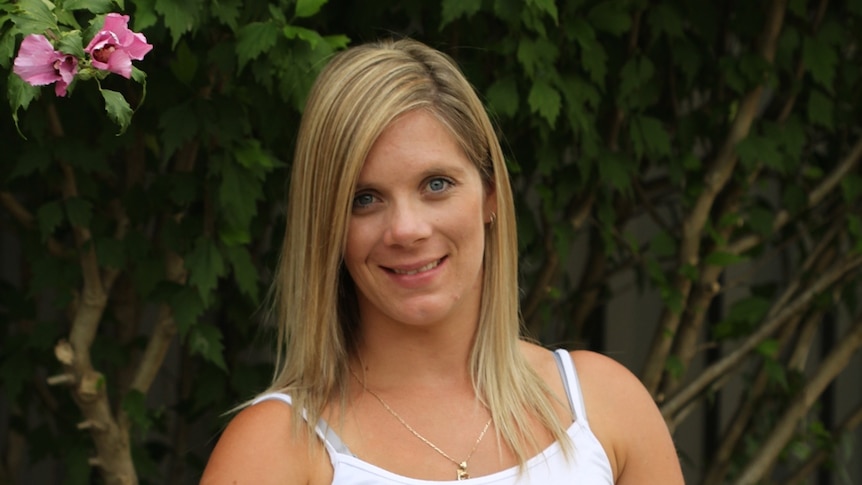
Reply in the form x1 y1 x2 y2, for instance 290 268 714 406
1 0 862 484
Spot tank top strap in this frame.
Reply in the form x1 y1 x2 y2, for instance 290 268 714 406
252 392 354 456
552 349 590 425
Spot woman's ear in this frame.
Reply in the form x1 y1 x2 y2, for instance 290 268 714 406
484 184 497 224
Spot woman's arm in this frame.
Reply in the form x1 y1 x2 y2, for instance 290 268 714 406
200 400 330 485
572 350 685 484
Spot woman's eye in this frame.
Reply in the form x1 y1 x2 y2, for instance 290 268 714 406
427 178 452 193
352 193 376 208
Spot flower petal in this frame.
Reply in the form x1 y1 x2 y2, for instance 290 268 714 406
13 34 62 86
106 49 133 78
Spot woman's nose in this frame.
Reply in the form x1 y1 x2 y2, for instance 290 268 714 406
383 202 432 247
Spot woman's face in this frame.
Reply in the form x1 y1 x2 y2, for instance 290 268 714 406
344 109 495 330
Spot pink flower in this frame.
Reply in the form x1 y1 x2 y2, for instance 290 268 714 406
13 34 79 97
84 13 152 79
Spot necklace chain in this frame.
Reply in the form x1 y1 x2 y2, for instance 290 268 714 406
350 369 492 480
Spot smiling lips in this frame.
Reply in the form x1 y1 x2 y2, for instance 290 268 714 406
387 257 445 276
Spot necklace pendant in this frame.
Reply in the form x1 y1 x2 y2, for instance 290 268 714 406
457 462 469 480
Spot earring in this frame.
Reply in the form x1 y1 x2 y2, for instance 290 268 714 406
489 212 497 225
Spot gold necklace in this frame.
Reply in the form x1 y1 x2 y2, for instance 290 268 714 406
351 369 493 480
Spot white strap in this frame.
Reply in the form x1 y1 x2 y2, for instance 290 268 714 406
553 349 589 424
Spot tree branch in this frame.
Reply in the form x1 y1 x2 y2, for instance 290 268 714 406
128 250 186 396
702 309 814 485
661 252 862 419
781 402 862 485
643 0 789 394
524 212 560 332
0 191 68 257
729 136 862 256
732 314 862 485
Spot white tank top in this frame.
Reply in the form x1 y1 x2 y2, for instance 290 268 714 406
253 349 614 484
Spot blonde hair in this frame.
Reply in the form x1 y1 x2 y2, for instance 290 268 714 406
265 38 570 466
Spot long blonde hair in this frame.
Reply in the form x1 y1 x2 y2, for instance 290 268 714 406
265 37 570 465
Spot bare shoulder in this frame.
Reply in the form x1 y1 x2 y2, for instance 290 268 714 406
569 350 684 484
200 398 331 485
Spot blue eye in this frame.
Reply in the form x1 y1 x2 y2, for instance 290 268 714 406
427 178 451 192
352 193 376 208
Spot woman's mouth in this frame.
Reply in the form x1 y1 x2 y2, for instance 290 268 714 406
388 258 444 275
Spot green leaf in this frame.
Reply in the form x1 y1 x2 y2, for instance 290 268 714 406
527 80 561 126
782 184 807 215
234 139 278 172
219 159 263 229
7 71 40 133
64 197 92 227
95 237 125 268
122 390 154 432
560 75 600 132
680 263 698 281
10 0 58 34
211 0 241 30
440 0 481 28
154 0 199 47
849 215 862 254
236 20 280 70
283 25 324 49
527 0 559 24
647 4 684 41
748 206 775 239
756 338 780 358
665 354 685 380
597 151 633 193
295 0 327 18
185 237 226 304
788 0 807 17
807 89 833 128
265 3 286 23
100 88 133 134
223 245 259 301
168 286 205 336
159 102 200 159
8 143 51 180
0 345 31 402
645 257 668 286
62 0 116 13
587 1 631 36
649 230 677 258
486 76 519 118
132 0 158 31
714 296 771 339
516 36 559 78
629 115 670 159
0 30 16 70
617 55 654 105
736 135 783 172
36 201 64 242
764 358 789 390
324 34 350 51
841 174 862 203
581 41 608 87
802 35 838 90
56 30 85 58
169 41 198 85
704 251 747 267
189 323 227 370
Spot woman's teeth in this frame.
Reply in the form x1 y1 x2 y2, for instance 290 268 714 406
391 260 440 275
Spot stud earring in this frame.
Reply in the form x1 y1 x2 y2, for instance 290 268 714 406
489 212 496 225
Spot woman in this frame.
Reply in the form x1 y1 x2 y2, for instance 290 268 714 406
201 38 684 484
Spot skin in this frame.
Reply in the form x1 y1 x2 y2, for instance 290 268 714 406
200 110 684 484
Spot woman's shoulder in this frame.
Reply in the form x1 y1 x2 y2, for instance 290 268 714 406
566 350 685 484
200 395 333 485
